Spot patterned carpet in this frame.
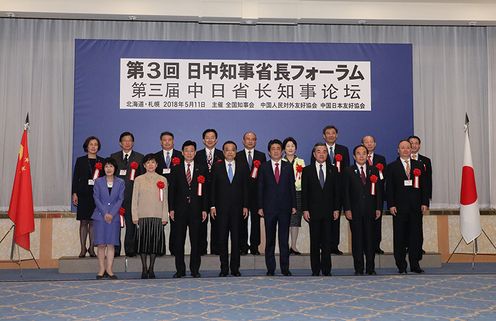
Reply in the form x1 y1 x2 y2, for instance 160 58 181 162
1 273 496 320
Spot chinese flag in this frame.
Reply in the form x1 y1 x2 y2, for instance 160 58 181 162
8 124 35 251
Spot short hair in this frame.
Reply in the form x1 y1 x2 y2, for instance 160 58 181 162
267 139 283 152
408 135 421 144
398 139 411 147
243 131 257 140
142 153 157 164
312 142 327 153
361 135 376 144
83 136 101 152
282 137 298 150
119 131 135 142
222 140 237 150
160 131 174 140
102 157 118 172
182 140 197 151
322 125 338 135
202 129 218 139
353 145 368 155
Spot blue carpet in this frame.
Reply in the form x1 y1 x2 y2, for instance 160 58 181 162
1 264 496 320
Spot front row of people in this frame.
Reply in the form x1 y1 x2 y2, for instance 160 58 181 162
89 138 429 279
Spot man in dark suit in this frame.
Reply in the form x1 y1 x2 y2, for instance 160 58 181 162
195 129 224 256
386 139 429 274
311 125 350 255
236 131 266 255
210 141 249 277
343 145 383 275
362 135 387 255
409 135 432 255
168 140 208 278
258 139 297 276
110 131 144 257
154 131 183 256
302 143 340 276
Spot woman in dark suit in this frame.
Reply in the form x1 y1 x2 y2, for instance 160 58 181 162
72 136 104 257
92 158 125 279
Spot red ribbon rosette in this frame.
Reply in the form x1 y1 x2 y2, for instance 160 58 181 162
334 154 343 173
157 181 165 201
375 163 384 180
413 168 421 189
370 174 378 195
197 175 205 196
251 159 261 179
119 207 125 228
295 164 303 180
129 161 139 181
216 159 223 164
93 162 103 180
172 157 181 166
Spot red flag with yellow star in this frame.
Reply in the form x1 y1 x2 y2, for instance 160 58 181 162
8 120 34 251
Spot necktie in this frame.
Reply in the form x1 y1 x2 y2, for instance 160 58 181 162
319 164 325 188
165 151 171 168
412 154 417 160
207 150 213 171
274 162 280 184
367 155 373 166
329 147 334 165
227 163 234 183
186 163 192 185
123 153 129 166
405 160 410 179
360 166 366 185
248 151 253 170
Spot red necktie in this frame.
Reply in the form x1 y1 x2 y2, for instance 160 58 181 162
367 155 373 166
360 166 366 185
274 162 280 184
186 163 192 185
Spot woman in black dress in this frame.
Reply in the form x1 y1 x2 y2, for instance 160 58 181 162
72 136 104 257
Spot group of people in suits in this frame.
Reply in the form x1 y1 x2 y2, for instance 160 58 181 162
72 126 432 278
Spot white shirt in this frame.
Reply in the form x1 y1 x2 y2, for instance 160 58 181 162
225 160 235 176
315 161 327 181
357 164 367 178
244 148 255 162
400 157 410 174
122 150 132 159
184 160 195 174
411 153 418 160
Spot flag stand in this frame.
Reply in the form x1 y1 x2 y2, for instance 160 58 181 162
0 224 40 273
446 229 496 269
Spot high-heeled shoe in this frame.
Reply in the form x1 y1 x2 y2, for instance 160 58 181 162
88 247 97 257
78 248 87 258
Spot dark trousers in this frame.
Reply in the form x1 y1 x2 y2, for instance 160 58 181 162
331 213 341 250
174 208 202 275
250 206 261 252
217 207 241 273
393 210 423 271
264 210 290 273
350 214 375 273
200 215 219 255
121 199 137 256
374 214 382 250
169 220 176 255
309 217 332 275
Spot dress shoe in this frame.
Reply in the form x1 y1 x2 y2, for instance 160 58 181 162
219 272 228 277
192 272 201 278
354 271 364 276
240 250 248 256
78 249 87 258
366 271 377 275
96 274 105 280
148 271 156 279
411 267 425 274
311 272 320 276
141 272 148 279
282 270 292 276
331 248 343 255
88 248 97 257
289 248 301 255
266 271 275 276
231 271 241 277
375 248 385 255
103 271 109 277
421 249 426 255
173 272 184 278
323 272 332 276
250 249 260 255
108 274 118 280
398 269 408 274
